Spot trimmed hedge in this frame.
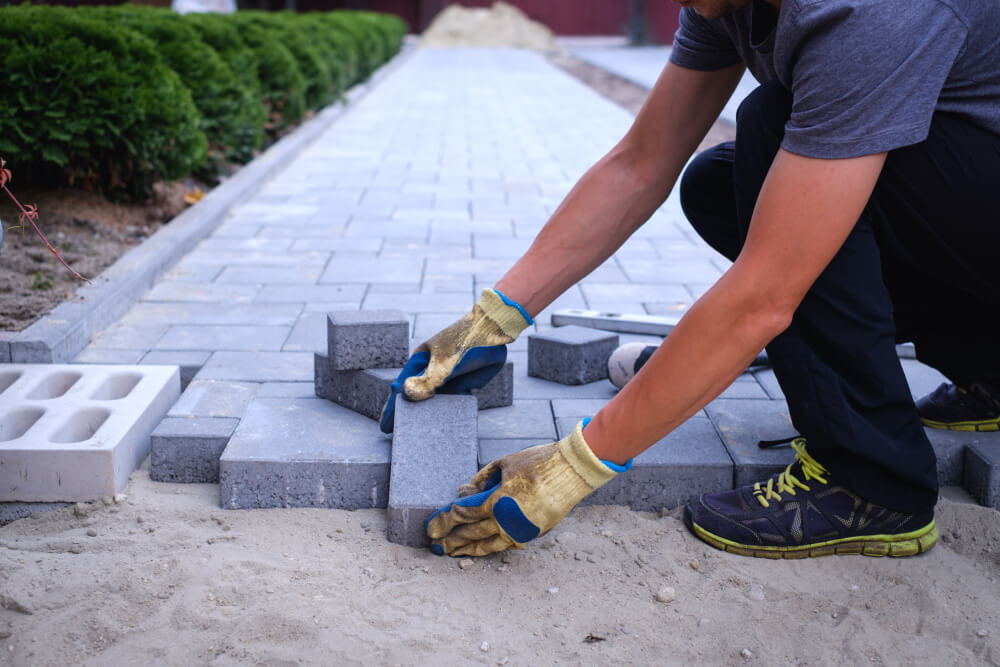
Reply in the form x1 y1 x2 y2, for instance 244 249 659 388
182 12 268 163
85 5 264 174
0 4 206 198
0 5 404 198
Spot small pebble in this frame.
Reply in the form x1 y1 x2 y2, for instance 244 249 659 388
977 629 989 638
547 587 559 595
574 552 584 561
740 648 753 659
497 564 509 573
689 559 700 570
101 497 113 506
458 559 474 570
113 493 127 504
136 516 144 524
497 659 509 666
655 586 676 603
86 529 97 537
479 641 489 653
266 588 275 594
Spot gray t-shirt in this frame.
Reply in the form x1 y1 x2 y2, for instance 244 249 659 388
670 0 1000 158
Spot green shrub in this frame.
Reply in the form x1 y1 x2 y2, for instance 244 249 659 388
85 5 261 172
233 11 335 111
0 4 206 197
182 11 268 162
229 14 307 131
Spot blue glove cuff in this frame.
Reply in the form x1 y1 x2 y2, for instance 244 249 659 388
581 417 633 472
492 288 534 326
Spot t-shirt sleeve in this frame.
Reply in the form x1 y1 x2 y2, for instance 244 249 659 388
779 2 968 159
669 8 744 71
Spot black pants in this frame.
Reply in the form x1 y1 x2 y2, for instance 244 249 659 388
680 81 1000 513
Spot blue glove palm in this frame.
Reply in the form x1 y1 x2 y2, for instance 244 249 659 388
379 345 507 433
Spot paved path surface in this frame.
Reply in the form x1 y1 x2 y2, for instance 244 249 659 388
569 45 758 125
73 47 962 501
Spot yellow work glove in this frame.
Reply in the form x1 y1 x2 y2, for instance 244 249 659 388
404 288 532 400
380 288 532 433
426 421 631 557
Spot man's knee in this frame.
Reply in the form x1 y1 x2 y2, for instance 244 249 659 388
679 143 741 260
735 80 793 134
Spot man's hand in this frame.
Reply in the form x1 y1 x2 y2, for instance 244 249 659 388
426 422 629 557
379 289 532 433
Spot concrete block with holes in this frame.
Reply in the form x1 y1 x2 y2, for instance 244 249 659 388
0 364 180 501
527 326 619 385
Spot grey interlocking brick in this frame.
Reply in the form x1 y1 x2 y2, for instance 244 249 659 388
527 326 619 386
926 429 981 487
478 399 556 440
196 351 313 382
470 362 514 410
220 398 391 509
387 395 478 547
73 348 146 365
258 382 315 398
326 310 409 371
0 331 13 363
168 380 259 419
963 439 1000 510
478 438 542 467
314 352 397 421
141 350 211 390
155 325 290 352
150 417 239 483
587 417 732 511
704 399 797 487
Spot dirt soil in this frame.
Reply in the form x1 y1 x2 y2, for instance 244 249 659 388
0 181 195 332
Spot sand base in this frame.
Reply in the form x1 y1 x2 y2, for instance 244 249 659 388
1 461 999 665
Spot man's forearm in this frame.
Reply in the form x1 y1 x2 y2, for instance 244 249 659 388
495 146 678 316
584 149 887 464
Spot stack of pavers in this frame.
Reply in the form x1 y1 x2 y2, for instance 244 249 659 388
218 310 514 547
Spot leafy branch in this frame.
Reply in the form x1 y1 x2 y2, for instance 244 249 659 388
1 157 91 284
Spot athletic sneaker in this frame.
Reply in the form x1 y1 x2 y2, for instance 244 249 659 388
916 382 1000 432
684 439 938 559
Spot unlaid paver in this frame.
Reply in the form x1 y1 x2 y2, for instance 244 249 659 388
527 326 619 385
314 352 397 421
387 395 478 547
150 417 239 483
219 398 391 509
963 439 1000 510
327 310 409 371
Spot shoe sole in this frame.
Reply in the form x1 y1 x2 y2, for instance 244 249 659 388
920 416 1000 432
685 511 938 560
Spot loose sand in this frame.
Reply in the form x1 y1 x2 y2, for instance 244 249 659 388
1 460 998 665
421 2 555 50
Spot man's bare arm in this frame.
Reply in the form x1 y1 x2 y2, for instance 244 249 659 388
585 149 888 463
494 61 746 316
